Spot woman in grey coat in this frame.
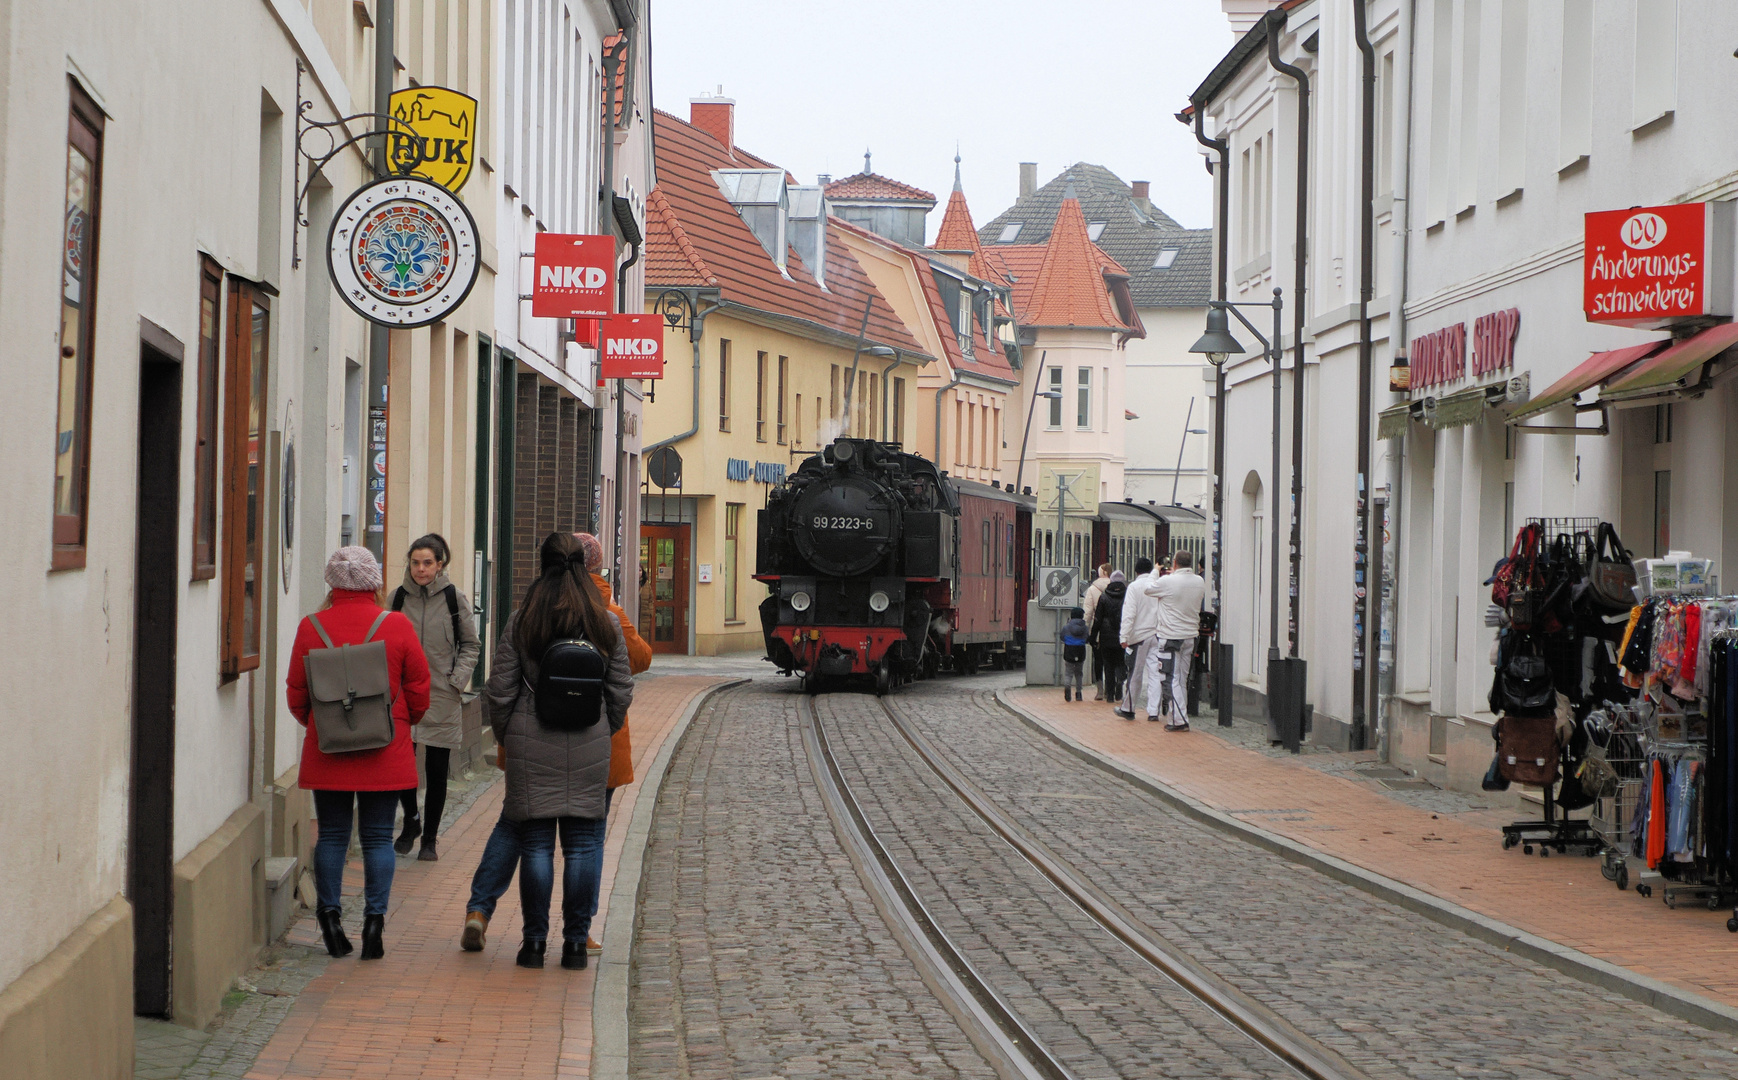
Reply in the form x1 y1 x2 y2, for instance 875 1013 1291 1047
392 534 482 861
481 532 633 970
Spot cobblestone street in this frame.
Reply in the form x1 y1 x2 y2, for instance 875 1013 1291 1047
629 674 1738 1080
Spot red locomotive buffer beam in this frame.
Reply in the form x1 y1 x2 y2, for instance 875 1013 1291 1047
775 626 912 676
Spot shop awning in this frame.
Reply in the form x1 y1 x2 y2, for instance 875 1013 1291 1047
1377 402 1411 440
1430 385 1488 429
1600 322 1738 400
1507 340 1667 421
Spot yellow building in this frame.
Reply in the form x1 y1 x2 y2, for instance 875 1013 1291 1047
640 99 938 655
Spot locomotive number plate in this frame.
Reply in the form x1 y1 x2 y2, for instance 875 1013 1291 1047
812 515 876 531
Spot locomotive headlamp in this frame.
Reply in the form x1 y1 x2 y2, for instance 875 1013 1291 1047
790 590 813 612
868 590 890 613
832 439 856 462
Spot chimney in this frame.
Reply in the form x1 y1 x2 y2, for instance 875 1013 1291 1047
817 173 831 186
1131 180 1151 214
1018 162 1037 198
690 92 736 153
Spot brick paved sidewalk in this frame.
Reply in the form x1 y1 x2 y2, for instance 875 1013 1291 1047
244 675 732 1080
1006 686 1738 1012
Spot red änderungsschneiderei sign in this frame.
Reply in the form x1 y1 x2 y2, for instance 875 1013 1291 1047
1585 203 1718 328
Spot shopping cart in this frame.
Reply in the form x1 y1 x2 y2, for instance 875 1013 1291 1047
1583 705 1647 891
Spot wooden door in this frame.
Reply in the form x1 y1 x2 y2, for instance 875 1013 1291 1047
639 524 690 654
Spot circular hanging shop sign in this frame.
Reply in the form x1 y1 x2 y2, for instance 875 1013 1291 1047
327 176 480 328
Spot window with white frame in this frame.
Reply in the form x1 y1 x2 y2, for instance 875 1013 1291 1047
1047 366 1063 428
1076 367 1091 429
1559 0 1593 167
1633 0 1677 128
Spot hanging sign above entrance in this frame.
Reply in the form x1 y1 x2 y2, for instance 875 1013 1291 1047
327 176 481 328
599 313 665 379
1585 202 1734 328
388 87 478 192
532 233 615 318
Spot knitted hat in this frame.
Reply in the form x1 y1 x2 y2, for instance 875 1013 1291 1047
1110 570 1125 583
573 532 604 573
324 546 383 593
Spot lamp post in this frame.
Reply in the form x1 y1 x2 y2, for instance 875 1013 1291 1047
1013 351 1059 496
1190 289 1303 752
1170 393 1208 506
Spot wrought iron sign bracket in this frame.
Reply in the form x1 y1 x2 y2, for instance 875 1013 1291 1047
290 59 418 268
654 287 720 343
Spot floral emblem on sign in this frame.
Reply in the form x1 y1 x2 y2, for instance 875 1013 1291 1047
353 203 453 301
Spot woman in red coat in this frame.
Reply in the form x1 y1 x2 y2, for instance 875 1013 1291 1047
286 546 431 959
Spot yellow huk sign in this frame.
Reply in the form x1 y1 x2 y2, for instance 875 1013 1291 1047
388 87 477 192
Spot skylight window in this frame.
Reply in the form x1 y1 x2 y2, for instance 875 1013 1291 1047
1087 222 1107 241
997 223 1022 243
1152 248 1180 269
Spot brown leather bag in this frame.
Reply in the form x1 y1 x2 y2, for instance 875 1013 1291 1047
1495 713 1559 786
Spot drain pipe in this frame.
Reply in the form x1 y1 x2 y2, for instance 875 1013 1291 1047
880 352 905 442
1377 0 1419 763
1350 0 1377 752
611 236 641 582
644 294 722 455
1267 10 1309 661
933 371 963 465
1182 103 1229 620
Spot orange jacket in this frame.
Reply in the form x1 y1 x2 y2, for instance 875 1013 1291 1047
596 574 651 788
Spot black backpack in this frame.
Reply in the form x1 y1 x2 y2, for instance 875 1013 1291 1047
531 637 608 731
1093 582 1127 644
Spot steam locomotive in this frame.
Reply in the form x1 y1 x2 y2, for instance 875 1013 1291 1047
757 438 1014 692
757 436 1196 693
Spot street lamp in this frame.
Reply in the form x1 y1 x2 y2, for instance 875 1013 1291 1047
1013 351 1062 496
1189 288 1304 752
1170 392 1209 505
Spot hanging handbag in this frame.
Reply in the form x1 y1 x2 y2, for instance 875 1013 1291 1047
1494 713 1560 786
1586 522 1638 612
1494 524 1545 629
302 611 397 754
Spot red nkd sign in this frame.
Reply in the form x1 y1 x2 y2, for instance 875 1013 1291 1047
1585 203 1712 327
532 233 614 319
599 313 664 379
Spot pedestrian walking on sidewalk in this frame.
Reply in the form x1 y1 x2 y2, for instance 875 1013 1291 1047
1061 607 1089 701
286 547 432 961
1082 563 1112 698
1134 550 1206 731
1090 571 1127 702
472 532 633 971
390 534 482 863
1116 557 1158 719
462 533 653 959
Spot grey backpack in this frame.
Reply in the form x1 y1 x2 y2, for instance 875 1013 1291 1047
303 611 396 754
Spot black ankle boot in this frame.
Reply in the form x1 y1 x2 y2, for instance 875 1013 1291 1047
317 907 353 958
394 813 422 855
360 913 385 960
560 939 589 970
516 938 547 968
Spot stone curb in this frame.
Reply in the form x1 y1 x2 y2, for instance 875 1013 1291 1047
589 679 750 1080
994 687 1738 1036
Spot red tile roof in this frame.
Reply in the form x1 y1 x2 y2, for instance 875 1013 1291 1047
825 172 936 204
829 215 1017 384
1012 197 1141 333
932 189 1011 288
646 109 930 359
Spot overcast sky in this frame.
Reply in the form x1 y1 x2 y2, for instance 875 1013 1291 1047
647 0 1235 239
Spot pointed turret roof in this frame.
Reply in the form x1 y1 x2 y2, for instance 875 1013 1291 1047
1020 195 1139 332
930 163 1009 287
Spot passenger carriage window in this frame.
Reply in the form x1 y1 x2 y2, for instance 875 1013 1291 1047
982 520 991 574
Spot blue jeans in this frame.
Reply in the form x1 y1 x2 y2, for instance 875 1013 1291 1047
468 789 614 921
519 816 607 944
313 790 398 916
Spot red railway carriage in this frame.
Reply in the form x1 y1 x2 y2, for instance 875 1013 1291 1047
949 478 1034 673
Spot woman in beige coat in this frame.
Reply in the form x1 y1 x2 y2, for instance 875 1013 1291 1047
391 534 481 860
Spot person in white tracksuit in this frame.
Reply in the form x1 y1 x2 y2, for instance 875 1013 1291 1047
1135 550 1206 731
1116 558 1158 720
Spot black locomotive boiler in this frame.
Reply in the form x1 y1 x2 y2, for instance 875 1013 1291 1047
756 437 961 693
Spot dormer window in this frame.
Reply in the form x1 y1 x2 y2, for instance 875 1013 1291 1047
1087 222 1107 242
997 223 1022 243
1152 248 1179 269
712 168 789 269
